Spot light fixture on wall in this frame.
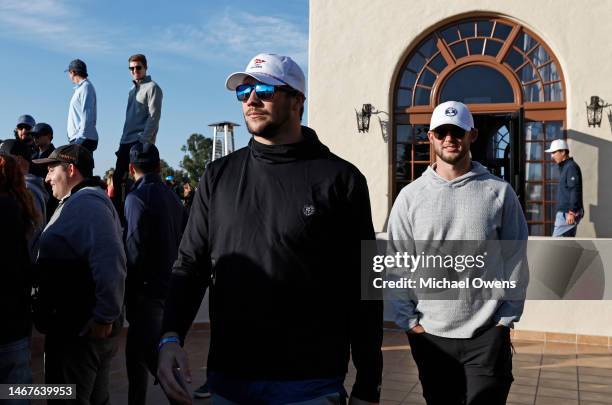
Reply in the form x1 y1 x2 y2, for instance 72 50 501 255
355 103 389 134
356 103 374 133
586 96 611 127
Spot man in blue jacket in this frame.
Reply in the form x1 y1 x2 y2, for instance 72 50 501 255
124 142 186 405
546 139 583 237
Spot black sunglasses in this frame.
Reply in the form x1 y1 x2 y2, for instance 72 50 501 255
129 65 144 71
432 125 468 140
235 83 296 102
16 125 31 131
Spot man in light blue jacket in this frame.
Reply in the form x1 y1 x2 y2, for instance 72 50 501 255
66 59 98 153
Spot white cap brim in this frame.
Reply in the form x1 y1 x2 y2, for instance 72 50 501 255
430 120 472 132
225 72 287 91
545 147 559 153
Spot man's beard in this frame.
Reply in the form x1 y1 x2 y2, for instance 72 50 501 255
245 109 290 139
435 144 469 165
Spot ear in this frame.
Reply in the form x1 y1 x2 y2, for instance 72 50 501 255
427 131 435 143
67 163 78 177
469 128 479 143
128 163 135 177
292 94 304 114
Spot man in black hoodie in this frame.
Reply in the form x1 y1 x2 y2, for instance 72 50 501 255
157 53 382 405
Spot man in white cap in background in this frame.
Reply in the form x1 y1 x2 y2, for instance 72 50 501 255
388 101 528 405
545 139 583 237
157 53 382 405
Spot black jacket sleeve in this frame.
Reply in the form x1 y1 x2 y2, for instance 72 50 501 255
346 172 383 402
161 169 213 344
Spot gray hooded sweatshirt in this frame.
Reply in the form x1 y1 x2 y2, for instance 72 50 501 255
387 161 528 338
38 185 126 326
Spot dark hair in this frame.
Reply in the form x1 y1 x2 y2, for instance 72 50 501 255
132 161 160 174
0 153 40 234
71 69 88 78
128 54 148 69
280 86 305 121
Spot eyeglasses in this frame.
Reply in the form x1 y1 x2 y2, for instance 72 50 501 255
431 125 468 140
129 65 144 71
235 83 295 102
16 125 31 131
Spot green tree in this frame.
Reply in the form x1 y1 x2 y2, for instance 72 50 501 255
160 159 186 182
180 133 213 184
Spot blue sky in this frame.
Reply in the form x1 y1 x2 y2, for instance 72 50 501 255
0 0 309 176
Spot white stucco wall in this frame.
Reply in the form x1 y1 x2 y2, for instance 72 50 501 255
308 0 612 237
309 0 612 337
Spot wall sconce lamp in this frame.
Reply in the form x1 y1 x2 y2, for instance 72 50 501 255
586 96 611 127
356 103 373 132
356 103 388 133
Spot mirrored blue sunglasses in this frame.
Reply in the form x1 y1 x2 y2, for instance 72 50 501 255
235 83 278 102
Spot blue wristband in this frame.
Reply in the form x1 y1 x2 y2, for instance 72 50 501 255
158 336 180 351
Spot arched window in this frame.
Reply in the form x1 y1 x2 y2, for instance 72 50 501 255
440 65 514 104
393 16 566 236
395 18 565 108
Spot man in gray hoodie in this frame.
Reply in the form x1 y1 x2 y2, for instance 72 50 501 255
112 53 163 218
387 101 528 405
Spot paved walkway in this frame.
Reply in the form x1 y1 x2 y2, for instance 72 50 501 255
31 329 612 405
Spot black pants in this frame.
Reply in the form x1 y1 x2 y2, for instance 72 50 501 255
125 296 164 405
70 138 98 154
408 326 513 405
44 333 119 405
112 142 138 221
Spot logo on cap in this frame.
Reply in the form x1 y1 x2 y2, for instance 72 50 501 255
251 58 266 69
445 107 458 117
302 204 316 217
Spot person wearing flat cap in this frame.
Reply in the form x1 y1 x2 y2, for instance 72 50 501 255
33 144 126 404
66 59 99 153
546 139 583 237
157 53 383 405
123 142 187 405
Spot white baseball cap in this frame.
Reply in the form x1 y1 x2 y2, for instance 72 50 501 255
545 139 569 153
225 53 306 95
429 101 474 132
